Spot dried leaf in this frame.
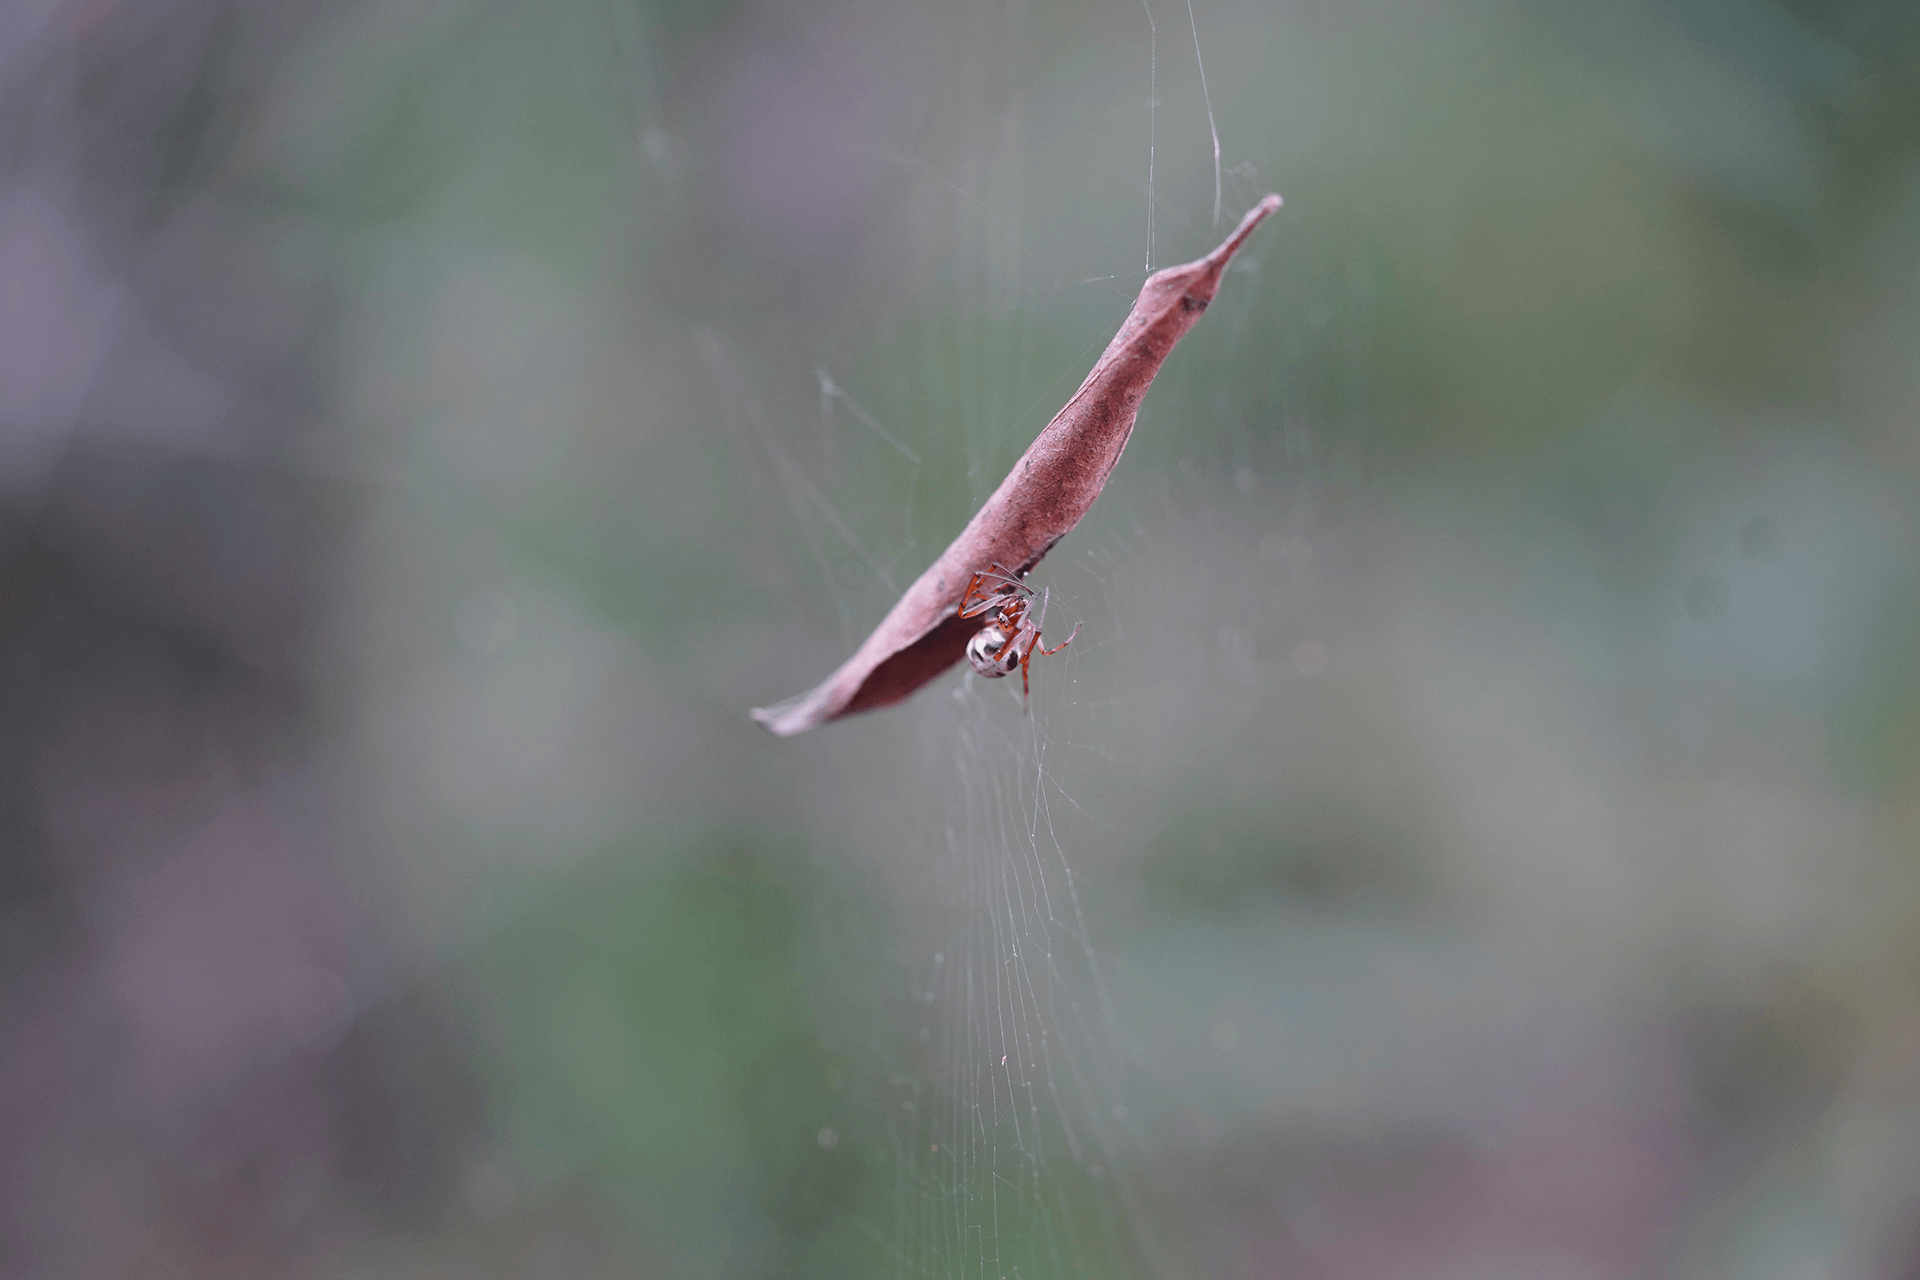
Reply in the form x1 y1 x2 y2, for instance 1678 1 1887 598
753 194 1282 736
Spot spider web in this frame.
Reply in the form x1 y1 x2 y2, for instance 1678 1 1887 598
717 4 1306 1274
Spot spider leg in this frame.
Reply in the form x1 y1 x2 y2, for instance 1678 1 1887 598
961 568 1030 619
1025 586 1080 654
1037 621 1082 656
958 574 995 618
973 565 1030 596
960 572 1017 619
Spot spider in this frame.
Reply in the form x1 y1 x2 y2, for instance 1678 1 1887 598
957 564 1082 703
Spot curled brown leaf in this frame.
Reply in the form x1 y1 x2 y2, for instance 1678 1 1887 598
753 193 1282 736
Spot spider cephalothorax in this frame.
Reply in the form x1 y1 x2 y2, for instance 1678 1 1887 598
957 565 1081 703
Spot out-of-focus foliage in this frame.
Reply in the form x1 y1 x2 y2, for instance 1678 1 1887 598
3 0 1919 1276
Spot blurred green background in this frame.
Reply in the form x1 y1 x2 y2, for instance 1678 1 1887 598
3 0 1919 1276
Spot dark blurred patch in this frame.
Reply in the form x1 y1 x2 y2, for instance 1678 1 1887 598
331 981 485 1229
1815 46 1920 213
71 2 243 215
1679 981 1852 1148
33 440 351 674
0 479 308 918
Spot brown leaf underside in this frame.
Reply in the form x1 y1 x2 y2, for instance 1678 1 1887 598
753 194 1282 736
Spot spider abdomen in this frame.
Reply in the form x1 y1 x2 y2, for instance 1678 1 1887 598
966 621 1021 678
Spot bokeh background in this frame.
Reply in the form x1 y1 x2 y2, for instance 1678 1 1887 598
4 0 1920 1276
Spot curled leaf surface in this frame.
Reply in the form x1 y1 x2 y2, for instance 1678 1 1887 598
754 194 1281 736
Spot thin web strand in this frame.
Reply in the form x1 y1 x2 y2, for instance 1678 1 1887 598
1141 0 1156 270
818 367 923 464
1187 0 1223 227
